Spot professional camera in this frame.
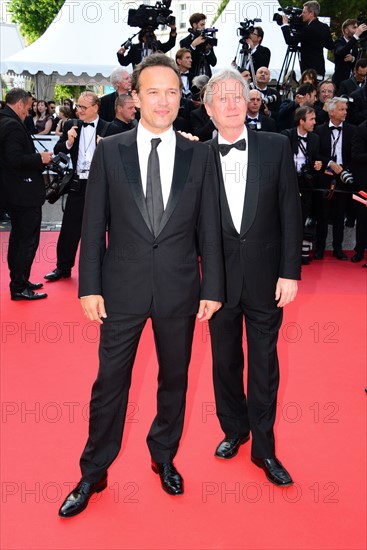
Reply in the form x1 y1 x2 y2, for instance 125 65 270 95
298 163 315 186
339 169 354 186
273 6 303 31
262 94 278 105
237 18 262 40
127 0 173 30
357 14 367 44
188 26 218 47
44 152 73 204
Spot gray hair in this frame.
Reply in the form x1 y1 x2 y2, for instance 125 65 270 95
204 69 249 105
327 96 348 113
110 67 130 89
192 75 209 90
303 1 320 17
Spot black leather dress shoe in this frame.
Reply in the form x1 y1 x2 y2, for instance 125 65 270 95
301 257 311 266
314 250 324 260
44 268 71 281
58 478 107 518
26 281 44 290
332 249 347 261
11 288 48 301
251 456 293 486
351 253 364 263
151 461 183 495
214 434 250 459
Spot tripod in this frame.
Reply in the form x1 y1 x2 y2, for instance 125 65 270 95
277 45 300 99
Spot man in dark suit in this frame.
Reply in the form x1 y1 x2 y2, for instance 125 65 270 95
58 54 224 518
243 26 271 74
44 92 109 282
99 67 132 122
104 93 137 137
0 88 52 300
338 59 367 97
204 69 302 486
117 24 177 68
277 82 317 132
347 80 367 125
333 20 367 88
179 13 217 78
282 106 322 264
314 97 356 260
246 89 277 132
281 1 334 78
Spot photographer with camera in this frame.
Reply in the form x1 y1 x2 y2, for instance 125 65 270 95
253 67 281 118
277 82 317 131
333 19 367 88
282 106 322 264
44 92 109 282
0 88 53 301
246 89 277 132
281 1 334 78
117 22 177 69
314 97 356 260
242 26 271 73
179 13 217 78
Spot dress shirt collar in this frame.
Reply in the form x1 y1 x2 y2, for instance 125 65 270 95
137 122 175 146
218 126 248 146
328 121 343 129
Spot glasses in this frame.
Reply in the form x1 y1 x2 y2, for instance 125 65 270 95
76 104 92 112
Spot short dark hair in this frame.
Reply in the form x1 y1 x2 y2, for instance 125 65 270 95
342 19 357 32
356 58 367 71
189 13 206 27
296 83 317 96
114 93 133 110
295 105 315 125
300 68 318 86
5 88 31 106
253 26 264 42
176 48 191 62
132 53 182 94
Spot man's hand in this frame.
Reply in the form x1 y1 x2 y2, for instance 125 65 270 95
117 47 126 55
80 295 107 324
178 131 199 141
329 161 343 175
197 300 222 321
192 34 206 48
355 23 367 37
66 125 78 148
40 152 53 164
275 278 298 308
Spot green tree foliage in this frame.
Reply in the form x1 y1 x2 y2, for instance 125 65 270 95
8 0 64 44
53 85 87 104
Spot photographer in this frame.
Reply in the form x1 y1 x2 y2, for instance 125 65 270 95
243 26 271 73
179 13 217 78
117 23 177 69
245 89 277 132
253 66 281 118
338 58 367 96
333 19 367 88
281 106 322 264
277 82 317 131
281 1 334 78
0 88 53 301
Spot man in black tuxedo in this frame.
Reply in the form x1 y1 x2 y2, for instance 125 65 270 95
347 80 367 125
338 59 367 97
282 106 322 264
243 26 271 74
104 93 137 137
99 67 132 122
333 19 367 88
176 48 193 98
246 89 277 132
281 1 334 78
117 24 177 68
44 92 109 282
0 88 52 300
314 97 356 260
58 54 224 518
204 69 302 486
179 13 217 78
278 83 317 132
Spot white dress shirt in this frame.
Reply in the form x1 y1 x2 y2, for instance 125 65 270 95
218 126 248 234
75 116 99 179
329 121 343 165
137 123 176 208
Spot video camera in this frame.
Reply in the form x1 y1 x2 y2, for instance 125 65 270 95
44 152 73 204
273 6 303 31
237 18 262 40
127 0 174 30
357 13 367 44
189 27 218 47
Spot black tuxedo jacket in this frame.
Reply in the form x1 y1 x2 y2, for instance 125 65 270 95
0 105 45 207
348 85 367 125
179 34 217 78
250 44 271 73
282 19 334 76
99 91 118 123
333 35 359 87
79 128 225 316
190 104 216 141
117 34 176 68
207 131 302 307
338 76 362 97
281 127 320 162
54 118 109 170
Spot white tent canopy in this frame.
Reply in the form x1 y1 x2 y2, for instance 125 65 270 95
1 0 335 98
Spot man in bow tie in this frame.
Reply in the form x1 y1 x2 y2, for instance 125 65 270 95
245 89 277 132
204 69 302 486
44 92 109 282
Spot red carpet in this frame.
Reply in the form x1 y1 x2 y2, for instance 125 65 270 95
1 232 366 549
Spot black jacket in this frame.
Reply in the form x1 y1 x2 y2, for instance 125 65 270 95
117 34 176 68
0 105 45 207
333 35 360 87
180 33 217 78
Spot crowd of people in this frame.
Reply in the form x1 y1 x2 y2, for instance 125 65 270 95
0 0 366 518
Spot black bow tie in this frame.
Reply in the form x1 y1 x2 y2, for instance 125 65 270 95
82 122 95 128
330 126 342 132
218 139 247 156
181 72 190 77
298 136 308 142
247 117 258 123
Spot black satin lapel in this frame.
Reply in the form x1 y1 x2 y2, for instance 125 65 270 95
240 131 259 236
118 140 153 233
210 138 238 237
156 141 192 237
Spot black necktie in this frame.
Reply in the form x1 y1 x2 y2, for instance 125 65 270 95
146 138 164 237
218 138 247 156
330 126 341 132
83 122 95 127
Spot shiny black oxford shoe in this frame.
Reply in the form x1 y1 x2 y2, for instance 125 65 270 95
214 434 250 459
58 478 108 518
26 281 44 290
44 268 71 281
11 288 47 301
151 461 183 495
251 455 293 486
